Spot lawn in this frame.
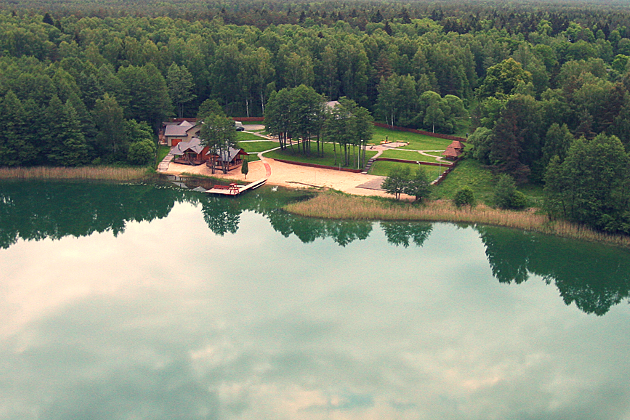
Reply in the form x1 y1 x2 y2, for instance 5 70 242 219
379 149 443 163
519 183 545 208
237 140 279 162
432 158 496 203
236 131 268 141
431 158 546 207
265 141 378 170
156 145 170 168
371 126 453 151
369 160 448 179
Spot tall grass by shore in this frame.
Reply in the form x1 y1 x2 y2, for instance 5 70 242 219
0 166 151 181
285 191 630 248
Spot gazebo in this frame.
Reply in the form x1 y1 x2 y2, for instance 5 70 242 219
442 140 464 160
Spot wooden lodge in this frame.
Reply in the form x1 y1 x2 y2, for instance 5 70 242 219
170 137 247 170
206 147 248 171
162 119 200 147
171 137 209 165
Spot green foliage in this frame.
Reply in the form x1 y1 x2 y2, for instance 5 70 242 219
167 63 196 119
0 5 628 233
494 174 528 210
468 126 493 164
241 157 249 179
127 139 156 166
477 58 533 99
487 94 543 182
197 99 224 120
199 113 237 174
404 167 432 201
453 186 476 208
416 91 467 134
382 166 411 200
544 133 630 233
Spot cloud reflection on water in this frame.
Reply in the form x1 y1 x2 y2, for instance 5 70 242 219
1 200 630 420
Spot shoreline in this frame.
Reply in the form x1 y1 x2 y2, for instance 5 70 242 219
3 165 628 249
283 191 630 249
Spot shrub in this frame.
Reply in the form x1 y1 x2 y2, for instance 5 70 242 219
454 187 475 207
509 190 529 209
494 174 528 209
127 139 156 165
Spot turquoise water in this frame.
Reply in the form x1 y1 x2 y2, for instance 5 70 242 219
1 181 629 420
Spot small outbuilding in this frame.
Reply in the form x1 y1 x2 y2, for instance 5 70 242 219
442 140 465 160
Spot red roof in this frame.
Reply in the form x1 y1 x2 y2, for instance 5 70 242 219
442 140 465 159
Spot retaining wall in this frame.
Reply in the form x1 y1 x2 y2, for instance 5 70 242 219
374 157 453 167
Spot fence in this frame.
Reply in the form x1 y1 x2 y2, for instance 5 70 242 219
232 117 265 122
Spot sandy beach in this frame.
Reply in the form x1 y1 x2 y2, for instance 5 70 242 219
163 157 397 198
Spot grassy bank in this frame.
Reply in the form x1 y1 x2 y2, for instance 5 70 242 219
284 191 630 248
0 166 151 181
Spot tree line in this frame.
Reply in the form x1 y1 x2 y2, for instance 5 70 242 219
1 1 630 233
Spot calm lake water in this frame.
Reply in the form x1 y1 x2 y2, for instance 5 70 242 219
1 181 630 420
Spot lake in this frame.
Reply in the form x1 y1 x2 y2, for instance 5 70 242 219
1 181 630 420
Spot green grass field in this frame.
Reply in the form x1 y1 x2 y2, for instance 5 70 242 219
379 149 443 163
236 131 268 141
237 140 279 162
431 158 496 203
369 160 447 179
431 158 545 207
265 142 378 170
156 145 170 168
371 126 453 151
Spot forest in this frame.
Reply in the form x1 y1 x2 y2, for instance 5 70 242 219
0 0 629 233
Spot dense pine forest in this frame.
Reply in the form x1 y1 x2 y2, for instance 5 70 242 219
1 0 630 234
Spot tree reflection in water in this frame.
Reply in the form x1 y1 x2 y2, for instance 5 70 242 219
2 180 629 315
381 222 432 247
0 181 187 249
477 225 630 315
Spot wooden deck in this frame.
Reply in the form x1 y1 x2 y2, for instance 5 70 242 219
205 178 267 196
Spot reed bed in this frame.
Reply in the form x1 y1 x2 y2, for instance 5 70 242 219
285 192 630 248
0 166 150 181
